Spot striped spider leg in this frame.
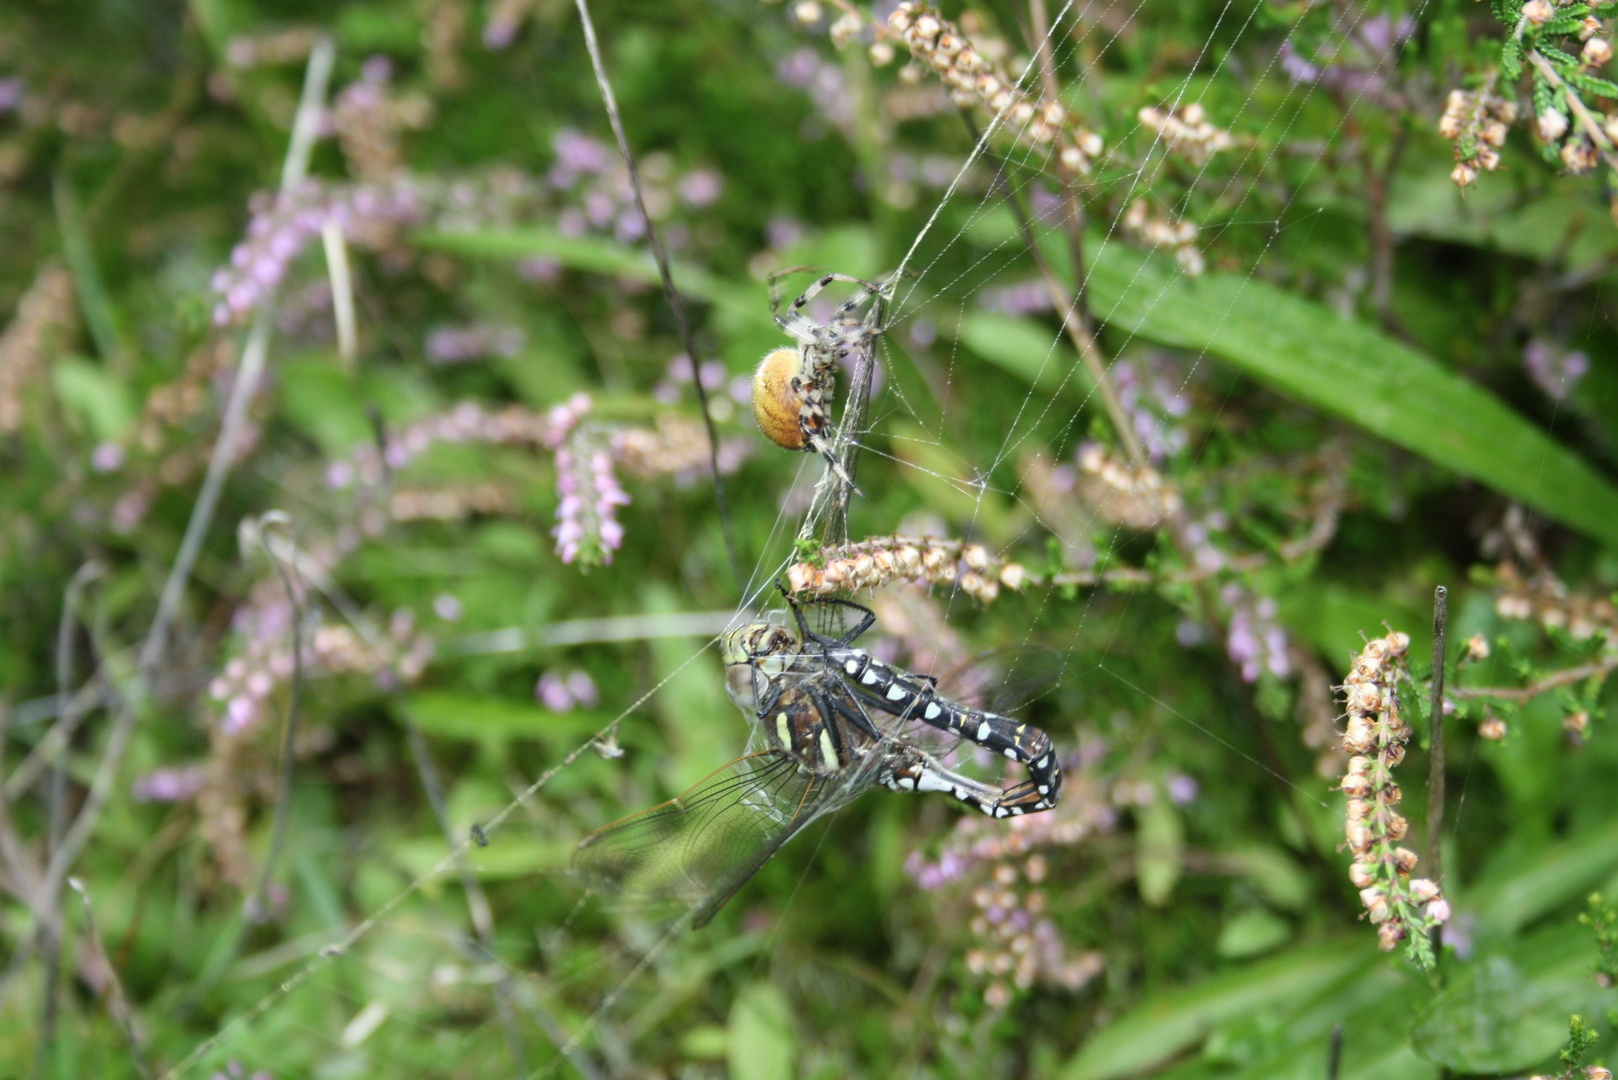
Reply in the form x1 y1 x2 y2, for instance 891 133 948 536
750 270 891 494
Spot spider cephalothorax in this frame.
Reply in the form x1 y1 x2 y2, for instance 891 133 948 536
751 271 890 491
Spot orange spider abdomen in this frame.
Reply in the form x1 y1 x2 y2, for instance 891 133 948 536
752 347 808 451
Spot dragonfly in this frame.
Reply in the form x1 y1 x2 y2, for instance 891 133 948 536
570 590 1064 927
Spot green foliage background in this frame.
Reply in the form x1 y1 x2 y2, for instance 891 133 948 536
1 0 1617 1077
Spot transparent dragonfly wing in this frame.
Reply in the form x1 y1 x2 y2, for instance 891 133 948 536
857 643 1072 779
571 743 880 927
938 644 1071 716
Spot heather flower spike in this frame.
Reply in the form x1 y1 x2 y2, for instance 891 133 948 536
1338 630 1449 966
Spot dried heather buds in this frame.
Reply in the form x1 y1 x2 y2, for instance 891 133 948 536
1138 102 1234 166
1121 199 1205 276
886 1 1102 172
786 534 1033 603
1337 630 1448 965
1074 441 1183 526
1439 83 1517 186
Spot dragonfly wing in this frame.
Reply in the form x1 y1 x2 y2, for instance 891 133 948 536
936 644 1071 716
571 751 855 926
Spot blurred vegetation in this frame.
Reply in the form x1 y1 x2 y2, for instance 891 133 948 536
1 0 1617 1078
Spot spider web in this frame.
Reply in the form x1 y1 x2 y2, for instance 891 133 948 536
132 0 1442 1075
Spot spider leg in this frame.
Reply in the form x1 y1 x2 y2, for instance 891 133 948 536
766 265 820 316
774 311 828 352
805 430 863 496
790 272 888 315
826 276 890 328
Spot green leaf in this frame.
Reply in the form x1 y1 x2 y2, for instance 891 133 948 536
680 1025 729 1061
1136 794 1184 907
278 354 372 455
1409 957 1568 1072
1075 242 1618 547
957 311 1091 397
1224 846 1315 911
400 692 602 752
727 982 796 1080
1570 71 1618 98
415 226 728 307
52 358 134 440
1217 909 1293 958
1463 816 1618 940
1060 942 1368 1080
1503 36 1523 80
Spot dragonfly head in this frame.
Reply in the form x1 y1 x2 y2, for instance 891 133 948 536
721 621 798 666
721 621 799 713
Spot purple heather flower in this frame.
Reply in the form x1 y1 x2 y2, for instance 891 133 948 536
91 441 125 473
552 431 630 567
536 672 573 711
1525 338 1590 402
433 593 463 621
210 179 423 327
978 280 1054 315
361 55 393 83
777 48 821 88
1278 42 1321 84
133 765 207 803
565 670 599 707
766 216 807 252
1356 15 1414 57
550 128 611 189
0 77 23 114
536 669 599 710
518 256 561 283
484 11 520 49
1221 583 1291 682
775 48 857 136
424 323 526 364
614 208 647 242
677 168 724 208
1166 773 1199 805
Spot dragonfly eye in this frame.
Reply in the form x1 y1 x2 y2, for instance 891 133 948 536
724 664 758 711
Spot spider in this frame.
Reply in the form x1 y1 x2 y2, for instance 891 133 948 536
750 270 891 492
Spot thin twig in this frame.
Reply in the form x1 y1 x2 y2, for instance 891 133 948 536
0 35 336 1007
1365 119 1407 331
1327 1022 1344 1080
572 0 743 592
1451 654 1618 702
68 878 154 1080
1027 0 1103 367
961 115 1147 467
1528 50 1618 172
1426 585 1447 961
